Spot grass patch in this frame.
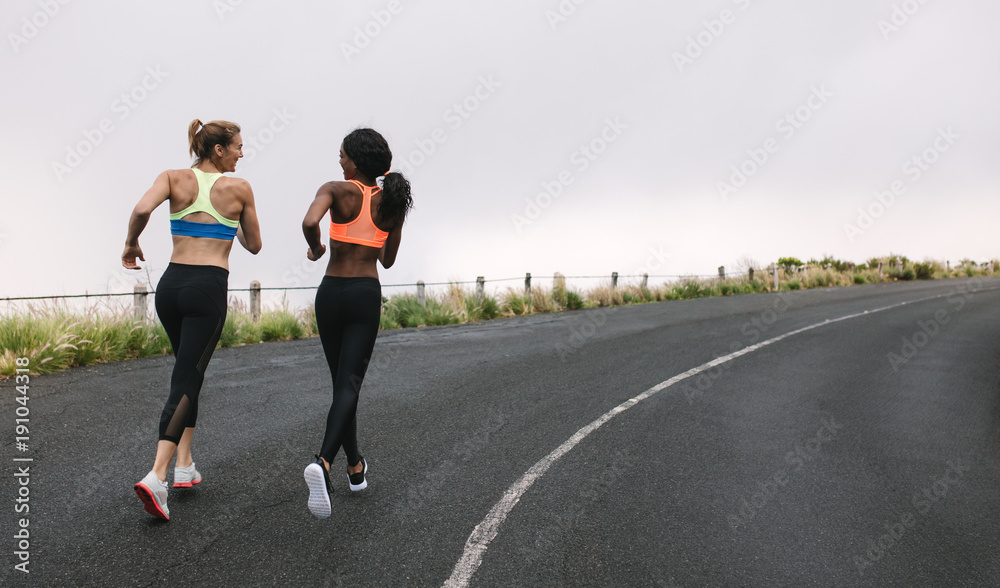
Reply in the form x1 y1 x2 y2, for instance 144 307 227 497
501 288 529 316
5 256 991 377
0 307 170 376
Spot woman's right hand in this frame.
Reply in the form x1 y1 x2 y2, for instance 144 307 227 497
307 244 327 261
122 243 145 269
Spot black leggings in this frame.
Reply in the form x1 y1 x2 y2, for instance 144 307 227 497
315 276 381 465
154 263 228 444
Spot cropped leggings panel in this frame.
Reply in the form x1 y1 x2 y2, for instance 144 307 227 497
154 263 228 444
315 276 381 465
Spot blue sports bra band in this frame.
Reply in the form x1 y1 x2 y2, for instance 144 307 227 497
170 219 238 240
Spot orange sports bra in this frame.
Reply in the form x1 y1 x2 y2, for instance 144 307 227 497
329 179 389 248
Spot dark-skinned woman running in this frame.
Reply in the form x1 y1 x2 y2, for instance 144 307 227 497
300 128 413 518
123 119 262 520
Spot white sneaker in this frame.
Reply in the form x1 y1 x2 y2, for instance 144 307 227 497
348 457 368 492
304 456 334 518
173 463 202 488
134 471 170 520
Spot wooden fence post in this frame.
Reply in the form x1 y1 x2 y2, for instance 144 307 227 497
417 280 426 306
476 276 485 302
772 263 779 290
878 261 883 278
748 267 754 282
524 273 532 313
133 284 148 322
611 272 618 288
250 280 261 322
718 266 725 280
641 273 648 290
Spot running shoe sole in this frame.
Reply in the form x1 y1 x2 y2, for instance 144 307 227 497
304 462 332 518
134 483 169 520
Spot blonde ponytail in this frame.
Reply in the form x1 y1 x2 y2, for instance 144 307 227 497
187 119 203 158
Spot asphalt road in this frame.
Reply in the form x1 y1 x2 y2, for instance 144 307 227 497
2 277 999 587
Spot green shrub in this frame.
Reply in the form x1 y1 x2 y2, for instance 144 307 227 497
501 289 528 316
426 305 460 326
259 310 305 341
379 312 400 330
818 256 854 272
778 257 804 272
674 280 714 299
465 296 501 321
807 270 834 289
565 290 585 310
385 294 426 327
785 279 801 290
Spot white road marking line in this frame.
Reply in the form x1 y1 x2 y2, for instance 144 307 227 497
443 287 996 587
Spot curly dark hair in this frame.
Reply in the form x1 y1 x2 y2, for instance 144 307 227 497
342 128 413 228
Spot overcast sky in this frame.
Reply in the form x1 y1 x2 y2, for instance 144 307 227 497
2 0 998 308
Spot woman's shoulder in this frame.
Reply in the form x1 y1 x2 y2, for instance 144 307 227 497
163 168 194 179
208 174 251 198
319 180 362 198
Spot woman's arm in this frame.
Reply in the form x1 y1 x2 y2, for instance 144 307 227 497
303 183 335 261
122 171 171 269
236 179 262 254
379 225 402 269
